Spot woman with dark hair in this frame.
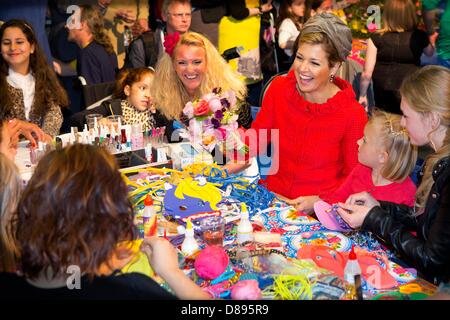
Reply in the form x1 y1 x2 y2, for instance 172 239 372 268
0 19 68 138
0 144 209 299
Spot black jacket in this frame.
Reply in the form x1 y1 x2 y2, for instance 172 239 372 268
362 156 450 284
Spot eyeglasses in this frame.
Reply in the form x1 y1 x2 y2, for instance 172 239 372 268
167 12 192 19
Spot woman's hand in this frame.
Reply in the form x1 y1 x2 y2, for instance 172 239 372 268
280 195 320 215
336 202 372 229
345 191 380 209
7 119 51 147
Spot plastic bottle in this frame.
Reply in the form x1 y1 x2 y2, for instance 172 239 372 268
237 203 254 244
142 194 157 237
344 245 363 300
181 220 199 256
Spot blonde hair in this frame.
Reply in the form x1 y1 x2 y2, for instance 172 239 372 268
0 153 21 272
369 110 418 182
81 5 115 55
151 32 247 120
400 65 450 208
378 0 417 34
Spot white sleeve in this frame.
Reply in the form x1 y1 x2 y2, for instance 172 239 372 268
278 19 300 46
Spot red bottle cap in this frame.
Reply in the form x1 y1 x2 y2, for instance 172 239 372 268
144 194 153 206
349 245 357 260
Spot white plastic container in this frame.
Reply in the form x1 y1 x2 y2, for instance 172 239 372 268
181 220 199 256
237 203 254 244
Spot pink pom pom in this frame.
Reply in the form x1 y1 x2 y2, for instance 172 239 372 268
194 245 229 280
231 280 262 300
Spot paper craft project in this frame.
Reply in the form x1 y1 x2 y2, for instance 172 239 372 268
164 177 222 218
296 245 399 289
314 201 352 232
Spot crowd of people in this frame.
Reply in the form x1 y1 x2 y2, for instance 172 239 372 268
0 0 449 299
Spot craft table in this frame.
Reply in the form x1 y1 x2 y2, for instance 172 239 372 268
125 164 436 300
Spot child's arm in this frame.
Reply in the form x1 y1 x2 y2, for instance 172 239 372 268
140 237 210 300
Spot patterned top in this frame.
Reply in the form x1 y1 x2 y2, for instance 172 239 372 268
121 100 156 132
4 83 62 137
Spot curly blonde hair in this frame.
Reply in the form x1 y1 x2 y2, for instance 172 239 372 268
0 152 21 272
400 65 450 208
151 32 247 120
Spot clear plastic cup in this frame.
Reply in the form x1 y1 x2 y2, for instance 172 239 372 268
200 216 225 246
85 114 103 131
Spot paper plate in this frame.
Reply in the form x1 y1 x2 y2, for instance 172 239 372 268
278 208 321 226
288 231 352 252
314 201 352 232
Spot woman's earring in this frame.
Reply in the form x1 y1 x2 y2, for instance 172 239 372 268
329 74 335 83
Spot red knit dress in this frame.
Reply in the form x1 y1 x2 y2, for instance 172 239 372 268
246 70 368 199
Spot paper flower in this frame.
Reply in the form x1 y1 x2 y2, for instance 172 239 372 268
163 32 180 56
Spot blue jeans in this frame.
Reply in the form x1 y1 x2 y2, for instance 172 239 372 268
437 56 450 68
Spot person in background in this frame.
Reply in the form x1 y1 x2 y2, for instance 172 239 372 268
152 31 252 144
0 0 53 64
225 13 367 213
337 65 450 284
0 119 21 273
0 151 21 273
423 0 450 68
218 0 274 106
276 0 306 58
359 0 434 114
123 0 192 69
56 5 118 85
0 144 210 299
320 110 417 208
0 19 67 138
70 67 167 132
190 0 225 47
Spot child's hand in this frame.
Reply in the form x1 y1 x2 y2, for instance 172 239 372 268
345 191 380 209
140 237 180 277
336 202 370 229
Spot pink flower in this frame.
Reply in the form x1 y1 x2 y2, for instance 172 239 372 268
222 90 237 108
208 97 222 112
183 101 194 118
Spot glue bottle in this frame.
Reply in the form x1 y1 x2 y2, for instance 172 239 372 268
344 245 363 300
142 194 157 237
237 203 254 244
181 220 199 256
